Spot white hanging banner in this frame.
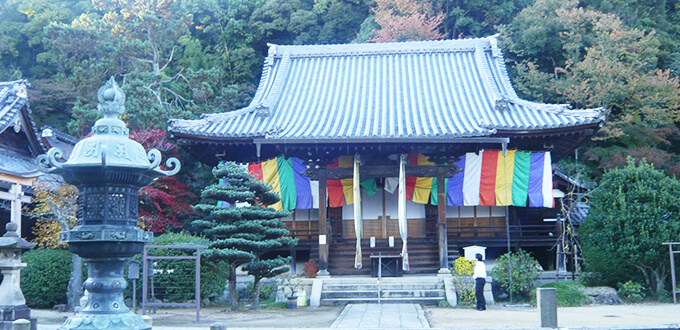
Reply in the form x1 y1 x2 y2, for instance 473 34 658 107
353 154 362 269
398 154 409 271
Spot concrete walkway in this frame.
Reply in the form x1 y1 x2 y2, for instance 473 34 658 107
331 303 429 328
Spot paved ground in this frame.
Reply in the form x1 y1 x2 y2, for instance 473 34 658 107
331 303 429 328
31 302 680 329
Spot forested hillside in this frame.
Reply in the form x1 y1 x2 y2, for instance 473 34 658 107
2 0 680 179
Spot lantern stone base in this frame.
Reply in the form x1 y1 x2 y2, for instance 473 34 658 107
0 305 36 330
60 312 150 330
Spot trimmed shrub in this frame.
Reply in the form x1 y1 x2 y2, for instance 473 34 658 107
20 249 72 308
490 249 542 301
246 281 276 300
617 281 645 303
539 281 592 307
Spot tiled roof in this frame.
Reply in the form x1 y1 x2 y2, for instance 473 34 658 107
169 37 605 141
0 80 29 135
0 149 42 178
0 80 45 179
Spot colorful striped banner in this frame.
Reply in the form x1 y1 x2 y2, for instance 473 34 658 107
240 151 553 211
463 151 483 206
446 155 466 206
247 156 314 211
512 151 531 207
412 154 434 204
479 150 499 206
495 150 515 206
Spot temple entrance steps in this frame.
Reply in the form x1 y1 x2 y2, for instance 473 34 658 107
447 243 461 267
319 276 446 306
326 239 439 275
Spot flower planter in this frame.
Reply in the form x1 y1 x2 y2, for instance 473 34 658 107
286 296 298 309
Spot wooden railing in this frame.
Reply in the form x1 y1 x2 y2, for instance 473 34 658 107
288 229 318 241
448 223 557 245
284 221 557 246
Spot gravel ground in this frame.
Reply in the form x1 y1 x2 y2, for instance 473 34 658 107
423 303 680 329
31 302 680 329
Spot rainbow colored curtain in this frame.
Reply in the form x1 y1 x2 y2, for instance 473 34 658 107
445 150 554 208
243 151 554 211
247 156 313 211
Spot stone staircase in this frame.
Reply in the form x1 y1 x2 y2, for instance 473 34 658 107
447 243 461 267
319 276 446 306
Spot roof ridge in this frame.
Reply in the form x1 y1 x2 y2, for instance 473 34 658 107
256 50 292 117
268 38 494 57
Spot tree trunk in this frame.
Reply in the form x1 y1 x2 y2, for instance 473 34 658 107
67 254 83 312
653 268 666 294
228 268 239 311
251 278 261 310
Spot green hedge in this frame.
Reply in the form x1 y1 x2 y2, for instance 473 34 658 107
20 249 72 308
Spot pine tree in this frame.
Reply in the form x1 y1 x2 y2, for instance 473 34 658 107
193 162 298 310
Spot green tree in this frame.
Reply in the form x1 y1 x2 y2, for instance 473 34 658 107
41 0 221 136
438 0 532 39
192 162 297 310
580 0 680 72
580 158 680 294
26 178 82 312
181 0 264 85
316 0 368 44
249 0 320 45
499 0 680 178
0 0 92 80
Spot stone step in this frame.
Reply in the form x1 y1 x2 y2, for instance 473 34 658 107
323 283 442 291
322 290 444 299
319 277 446 306
320 296 444 306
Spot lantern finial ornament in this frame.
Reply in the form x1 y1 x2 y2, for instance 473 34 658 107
97 76 126 118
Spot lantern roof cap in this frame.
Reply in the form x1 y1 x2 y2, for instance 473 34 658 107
0 222 36 249
37 77 180 177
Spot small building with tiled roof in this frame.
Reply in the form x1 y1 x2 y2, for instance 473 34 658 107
170 37 605 276
0 80 45 237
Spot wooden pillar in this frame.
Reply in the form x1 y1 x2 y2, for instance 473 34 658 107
317 169 330 276
436 167 449 273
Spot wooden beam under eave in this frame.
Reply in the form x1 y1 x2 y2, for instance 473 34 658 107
313 165 460 180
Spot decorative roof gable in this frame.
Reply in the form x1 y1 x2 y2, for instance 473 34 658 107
0 80 45 179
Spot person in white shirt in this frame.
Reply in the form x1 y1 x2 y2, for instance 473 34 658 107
473 253 486 311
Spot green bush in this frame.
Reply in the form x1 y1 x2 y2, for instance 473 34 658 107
20 249 72 308
490 249 542 301
128 232 228 305
246 281 276 300
538 282 591 307
450 257 475 306
617 281 645 303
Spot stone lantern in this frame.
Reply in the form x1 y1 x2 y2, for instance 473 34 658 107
0 222 36 329
37 77 180 329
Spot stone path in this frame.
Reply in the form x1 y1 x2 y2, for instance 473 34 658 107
331 303 429 328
